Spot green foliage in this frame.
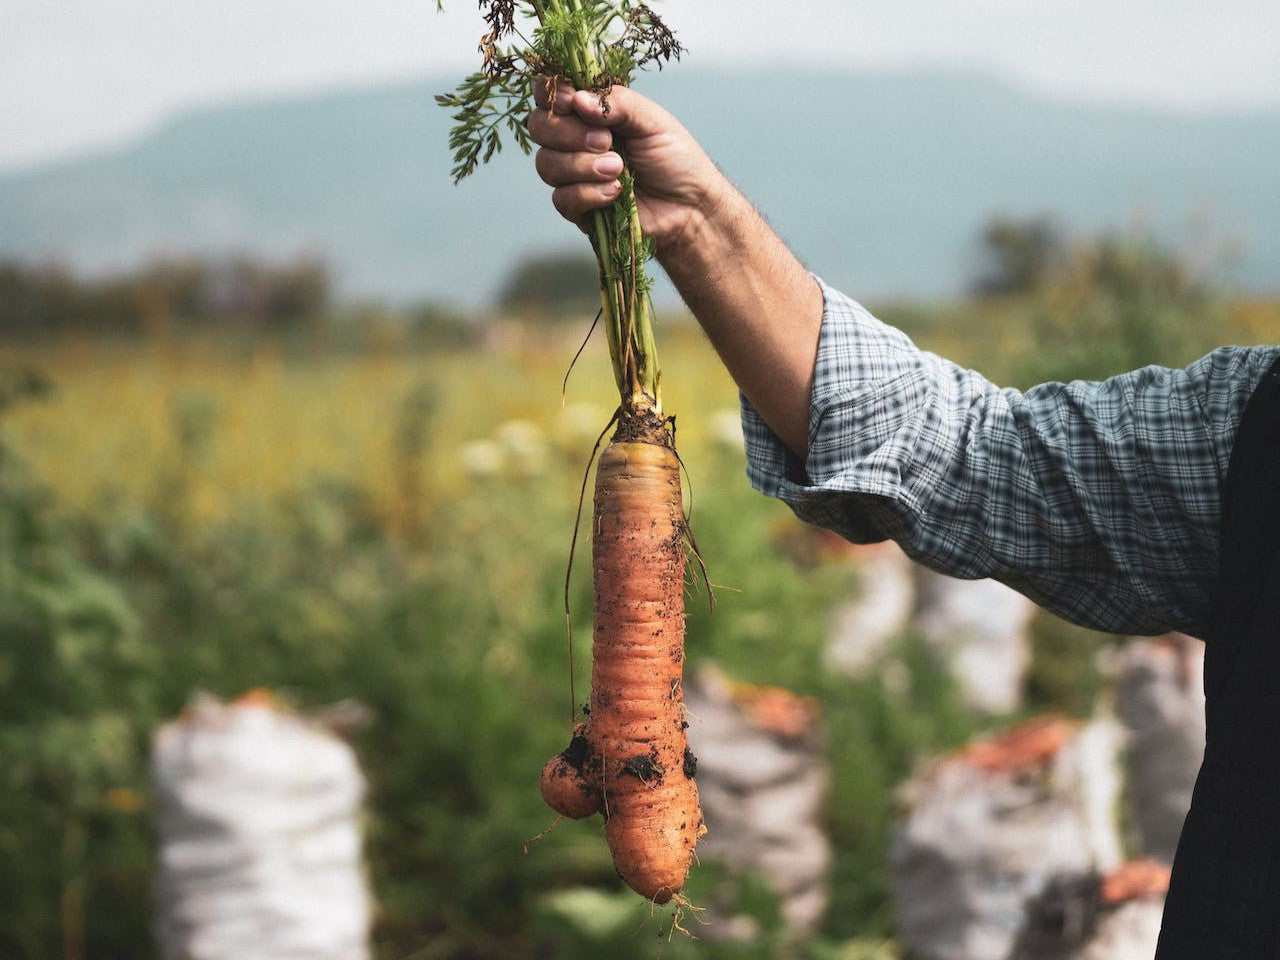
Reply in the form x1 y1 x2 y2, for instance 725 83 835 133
498 250 603 318
0 362 54 414
0 254 330 339
681 449 850 688
971 214 1065 297
0 390 160 957
434 0 681 184
962 216 1231 385
407 302 482 348
1022 615 1110 720
817 634 977 939
0 344 976 958
1016 230 1226 384
435 68 535 183
4 219 1245 955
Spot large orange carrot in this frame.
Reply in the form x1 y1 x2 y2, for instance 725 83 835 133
433 0 697 905
540 409 703 903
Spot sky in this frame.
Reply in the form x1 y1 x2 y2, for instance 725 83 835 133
4 0 1280 173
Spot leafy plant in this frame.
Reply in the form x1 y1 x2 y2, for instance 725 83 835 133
0 380 158 958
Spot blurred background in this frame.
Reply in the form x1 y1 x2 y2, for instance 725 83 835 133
2 2 1278 958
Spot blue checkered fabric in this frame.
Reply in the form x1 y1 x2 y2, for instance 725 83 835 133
741 279 1280 638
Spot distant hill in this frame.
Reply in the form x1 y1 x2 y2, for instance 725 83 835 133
2 68 1279 306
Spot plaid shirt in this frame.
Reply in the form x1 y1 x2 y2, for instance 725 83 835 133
742 279 1280 638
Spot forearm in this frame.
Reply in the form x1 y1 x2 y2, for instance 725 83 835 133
656 184 823 459
527 82 822 456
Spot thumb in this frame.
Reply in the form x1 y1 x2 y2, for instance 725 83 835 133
570 85 665 138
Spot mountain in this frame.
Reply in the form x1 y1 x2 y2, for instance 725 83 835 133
2 68 1279 306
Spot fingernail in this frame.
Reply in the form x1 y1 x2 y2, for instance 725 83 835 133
594 154 623 176
585 129 612 152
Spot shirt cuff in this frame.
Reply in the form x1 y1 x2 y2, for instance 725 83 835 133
740 276 925 540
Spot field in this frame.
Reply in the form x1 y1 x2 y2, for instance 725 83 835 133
2 275 1274 958
0 316 906 959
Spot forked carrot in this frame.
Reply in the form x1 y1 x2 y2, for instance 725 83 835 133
540 408 702 902
436 0 702 901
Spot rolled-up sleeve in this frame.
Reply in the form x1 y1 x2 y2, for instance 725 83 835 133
741 278 1279 637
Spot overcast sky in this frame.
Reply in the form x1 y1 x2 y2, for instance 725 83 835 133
5 0 1280 172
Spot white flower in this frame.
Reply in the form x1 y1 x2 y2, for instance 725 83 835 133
551 402 609 452
460 439 504 478
493 419 548 476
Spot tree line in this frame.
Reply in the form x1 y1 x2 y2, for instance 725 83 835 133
0 254 330 338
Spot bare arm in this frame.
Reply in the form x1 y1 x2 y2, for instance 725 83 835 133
529 82 822 459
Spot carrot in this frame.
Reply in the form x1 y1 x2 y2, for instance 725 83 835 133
435 0 700 903
540 409 703 902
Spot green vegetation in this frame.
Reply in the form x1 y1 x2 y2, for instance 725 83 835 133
0 330 859 958
498 250 602 319
1 224 1274 957
0 254 330 339
969 218 1233 385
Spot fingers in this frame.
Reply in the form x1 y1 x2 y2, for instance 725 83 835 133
528 80 674 227
550 182 623 227
537 148 623 225
530 78 624 225
531 77 578 115
527 99 614 154
530 79 666 145
571 84 671 140
535 143 621 183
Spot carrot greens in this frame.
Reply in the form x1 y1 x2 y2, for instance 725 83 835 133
435 0 682 412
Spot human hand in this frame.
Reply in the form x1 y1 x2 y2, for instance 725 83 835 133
531 78 820 460
528 80 727 253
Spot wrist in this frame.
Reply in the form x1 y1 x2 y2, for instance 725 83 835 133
654 172 739 270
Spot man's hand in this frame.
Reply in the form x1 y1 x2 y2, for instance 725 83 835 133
528 79 823 460
528 80 727 254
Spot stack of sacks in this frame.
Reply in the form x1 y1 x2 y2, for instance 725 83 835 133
891 715 1124 960
685 664 830 939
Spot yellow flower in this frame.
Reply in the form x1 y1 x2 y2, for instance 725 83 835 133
104 788 144 814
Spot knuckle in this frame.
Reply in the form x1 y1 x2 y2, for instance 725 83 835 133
526 109 549 141
531 77 550 107
533 148 559 185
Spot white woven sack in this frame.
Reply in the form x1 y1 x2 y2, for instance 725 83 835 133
152 693 372 960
